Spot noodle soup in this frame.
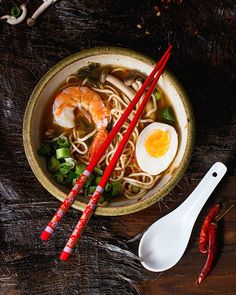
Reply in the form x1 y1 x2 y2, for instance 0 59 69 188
38 63 179 204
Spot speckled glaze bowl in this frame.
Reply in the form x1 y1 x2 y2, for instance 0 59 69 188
23 47 195 216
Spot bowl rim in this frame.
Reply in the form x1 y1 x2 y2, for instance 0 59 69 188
23 46 195 216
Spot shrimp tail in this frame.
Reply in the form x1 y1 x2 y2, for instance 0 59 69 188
89 128 108 161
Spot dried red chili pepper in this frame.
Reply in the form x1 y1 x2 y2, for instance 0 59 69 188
196 222 217 284
199 203 221 254
196 204 234 285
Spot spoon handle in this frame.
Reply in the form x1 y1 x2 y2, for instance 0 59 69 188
180 162 227 224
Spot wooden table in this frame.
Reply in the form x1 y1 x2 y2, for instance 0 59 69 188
0 1 235 294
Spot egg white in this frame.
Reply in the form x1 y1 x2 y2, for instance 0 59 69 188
136 122 178 175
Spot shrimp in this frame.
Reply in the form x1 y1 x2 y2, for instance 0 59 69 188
53 86 110 129
89 128 108 161
52 86 110 161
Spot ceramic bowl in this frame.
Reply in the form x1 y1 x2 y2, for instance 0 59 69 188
23 47 195 216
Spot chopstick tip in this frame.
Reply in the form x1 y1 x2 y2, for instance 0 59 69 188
59 251 70 261
167 44 173 51
40 230 51 241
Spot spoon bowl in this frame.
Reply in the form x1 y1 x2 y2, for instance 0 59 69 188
139 162 227 272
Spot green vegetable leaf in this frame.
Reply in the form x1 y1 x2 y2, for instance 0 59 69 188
77 63 100 77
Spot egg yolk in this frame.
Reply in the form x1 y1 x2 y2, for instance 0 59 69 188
145 129 170 158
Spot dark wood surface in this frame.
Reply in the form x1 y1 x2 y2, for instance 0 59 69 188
0 1 235 294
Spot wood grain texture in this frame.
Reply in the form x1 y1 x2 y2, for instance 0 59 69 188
0 0 235 294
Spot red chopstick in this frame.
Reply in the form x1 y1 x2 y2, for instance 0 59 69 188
40 45 172 242
59 51 171 261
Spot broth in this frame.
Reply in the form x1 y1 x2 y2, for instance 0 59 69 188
39 64 179 202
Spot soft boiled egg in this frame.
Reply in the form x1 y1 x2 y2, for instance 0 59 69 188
136 122 178 175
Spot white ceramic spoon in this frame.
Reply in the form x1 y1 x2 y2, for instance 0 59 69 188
138 162 227 272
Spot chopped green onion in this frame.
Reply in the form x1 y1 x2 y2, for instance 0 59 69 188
98 195 105 204
84 174 95 189
57 136 70 148
154 90 162 100
105 183 112 192
67 171 78 184
88 186 96 195
161 107 176 123
84 188 89 197
95 176 102 185
56 148 70 159
48 156 60 173
65 157 75 168
132 185 140 193
111 182 122 196
59 162 73 175
72 177 78 186
11 5 21 18
37 143 52 156
75 164 86 176
94 166 103 176
53 171 65 184
84 187 96 197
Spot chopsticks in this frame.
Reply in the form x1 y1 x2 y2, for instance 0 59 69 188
40 45 172 243
59 49 171 261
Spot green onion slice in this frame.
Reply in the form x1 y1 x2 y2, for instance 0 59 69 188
48 156 60 173
84 186 96 197
75 164 86 176
88 186 96 195
111 182 122 196
84 174 95 189
72 177 78 186
56 148 70 159
154 89 162 100
98 195 105 204
95 177 102 185
67 171 78 184
65 157 75 168
161 107 176 123
57 136 70 148
105 183 112 192
94 166 103 176
59 162 73 175
53 171 65 184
